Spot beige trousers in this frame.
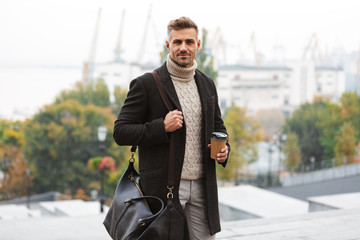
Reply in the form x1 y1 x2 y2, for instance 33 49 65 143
179 179 216 240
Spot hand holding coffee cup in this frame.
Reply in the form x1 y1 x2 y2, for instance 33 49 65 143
209 132 228 162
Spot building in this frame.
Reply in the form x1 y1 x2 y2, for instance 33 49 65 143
217 60 346 116
217 64 292 115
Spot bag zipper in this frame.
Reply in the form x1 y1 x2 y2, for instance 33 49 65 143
129 172 143 196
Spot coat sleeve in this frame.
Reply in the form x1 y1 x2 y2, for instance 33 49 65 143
113 78 169 147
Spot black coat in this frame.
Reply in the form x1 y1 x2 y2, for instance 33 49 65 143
113 63 229 235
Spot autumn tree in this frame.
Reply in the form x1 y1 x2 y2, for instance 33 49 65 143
23 100 125 195
252 109 285 140
334 122 357 165
0 120 32 200
196 28 218 83
217 106 261 181
339 92 360 140
283 133 302 172
285 98 328 166
317 102 343 160
112 86 128 115
55 78 110 108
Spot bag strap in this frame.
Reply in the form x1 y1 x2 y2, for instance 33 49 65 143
152 71 173 112
151 71 175 196
130 71 176 198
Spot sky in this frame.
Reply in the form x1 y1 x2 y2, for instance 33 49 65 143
1 0 360 67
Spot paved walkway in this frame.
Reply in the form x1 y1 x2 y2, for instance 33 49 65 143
218 207 360 240
0 213 111 240
1 208 360 239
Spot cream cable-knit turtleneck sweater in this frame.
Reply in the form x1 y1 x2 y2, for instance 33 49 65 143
166 55 204 180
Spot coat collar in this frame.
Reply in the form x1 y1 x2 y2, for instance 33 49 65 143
155 63 212 111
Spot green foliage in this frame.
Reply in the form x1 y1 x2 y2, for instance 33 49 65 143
159 42 168 64
55 78 110 107
285 92 360 170
334 122 357 165
339 92 360 140
23 99 122 194
1 78 133 199
217 106 261 181
0 120 24 147
285 98 327 165
317 102 343 159
196 28 218 84
317 92 360 160
283 133 301 171
112 86 128 115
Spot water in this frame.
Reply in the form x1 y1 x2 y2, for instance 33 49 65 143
0 67 82 120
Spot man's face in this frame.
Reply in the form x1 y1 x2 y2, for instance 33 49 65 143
166 28 201 68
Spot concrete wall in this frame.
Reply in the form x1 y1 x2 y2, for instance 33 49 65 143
269 175 360 201
282 163 360 187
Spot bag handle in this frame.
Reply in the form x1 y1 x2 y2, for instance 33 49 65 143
124 195 165 225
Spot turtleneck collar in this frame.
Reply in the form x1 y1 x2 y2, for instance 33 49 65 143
166 54 197 82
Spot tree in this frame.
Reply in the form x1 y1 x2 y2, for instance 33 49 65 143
317 102 343 160
334 122 357 165
159 42 168 64
217 105 261 181
285 98 328 166
0 120 24 146
196 28 218 83
112 86 128 115
283 133 301 172
317 92 360 161
0 120 32 200
23 100 122 194
339 92 360 140
55 78 110 107
252 109 285 140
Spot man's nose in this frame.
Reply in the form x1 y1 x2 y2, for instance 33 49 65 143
180 42 187 51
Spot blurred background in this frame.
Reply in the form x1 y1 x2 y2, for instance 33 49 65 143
0 0 360 237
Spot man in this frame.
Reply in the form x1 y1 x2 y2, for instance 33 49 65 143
113 16 229 239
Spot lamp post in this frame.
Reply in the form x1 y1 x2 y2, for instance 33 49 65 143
267 141 273 187
26 168 31 209
97 125 107 213
277 134 287 172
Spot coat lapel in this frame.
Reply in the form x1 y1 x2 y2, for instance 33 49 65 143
194 70 211 112
156 63 182 111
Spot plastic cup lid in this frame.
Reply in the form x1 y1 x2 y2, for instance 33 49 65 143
212 132 228 140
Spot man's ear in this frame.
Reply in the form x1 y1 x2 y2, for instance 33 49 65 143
197 39 201 50
166 41 170 51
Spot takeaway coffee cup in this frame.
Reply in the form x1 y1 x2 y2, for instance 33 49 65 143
210 132 228 160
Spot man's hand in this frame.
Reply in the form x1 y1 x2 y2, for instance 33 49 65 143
207 144 229 163
164 110 183 132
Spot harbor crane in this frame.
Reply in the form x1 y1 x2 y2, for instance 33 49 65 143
251 32 264 66
114 9 126 62
302 33 326 64
82 8 102 87
134 4 152 65
208 27 227 66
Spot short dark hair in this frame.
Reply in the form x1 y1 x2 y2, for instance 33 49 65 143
167 16 198 39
